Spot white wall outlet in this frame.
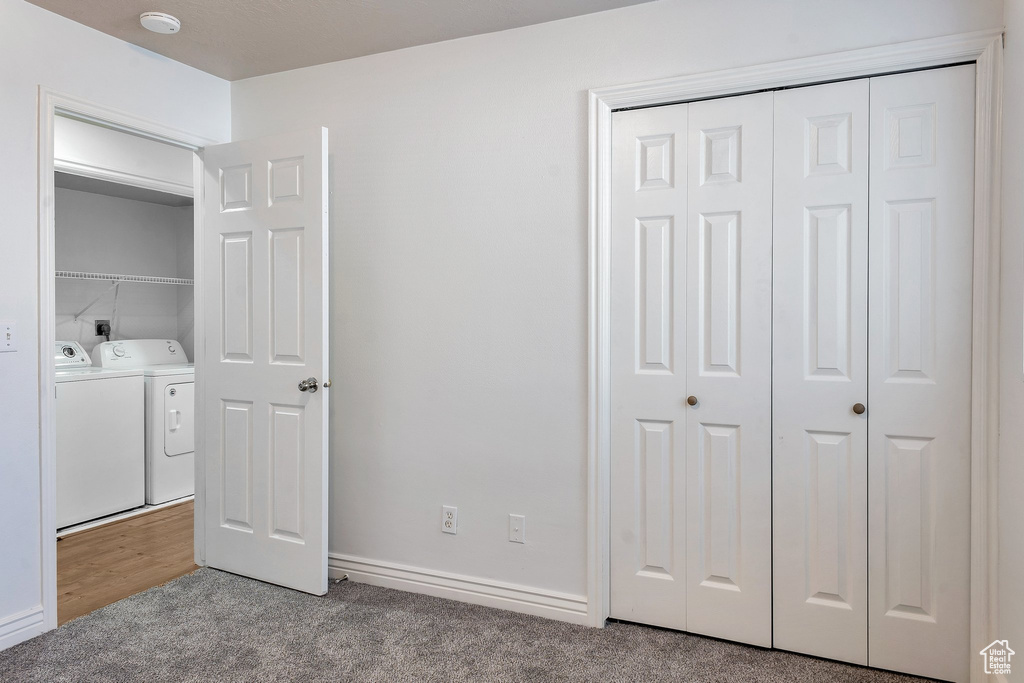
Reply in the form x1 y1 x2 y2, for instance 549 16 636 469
442 505 458 534
509 514 525 544
0 322 15 352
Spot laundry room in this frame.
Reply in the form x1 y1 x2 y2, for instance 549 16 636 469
52 114 198 624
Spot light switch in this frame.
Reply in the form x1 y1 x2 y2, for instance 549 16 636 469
0 322 15 352
509 514 525 544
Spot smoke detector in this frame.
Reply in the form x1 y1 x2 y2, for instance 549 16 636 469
140 12 180 34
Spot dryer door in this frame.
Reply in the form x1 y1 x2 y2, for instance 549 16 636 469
164 382 195 456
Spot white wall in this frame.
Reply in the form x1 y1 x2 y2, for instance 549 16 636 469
231 0 1004 605
54 188 193 355
0 0 227 649
177 208 196 362
1000 0 1024 661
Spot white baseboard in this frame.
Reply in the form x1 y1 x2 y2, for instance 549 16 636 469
0 606 46 652
328 553 589 626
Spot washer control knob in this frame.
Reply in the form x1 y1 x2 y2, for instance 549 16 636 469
113 346 125 357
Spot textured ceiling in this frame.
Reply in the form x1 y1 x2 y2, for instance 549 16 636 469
26 0 654 80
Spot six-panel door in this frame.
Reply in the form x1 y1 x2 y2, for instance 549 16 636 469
202 127 330 596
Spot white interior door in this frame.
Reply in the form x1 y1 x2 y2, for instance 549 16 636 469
772 79 869 663
867 66 974 683
609 103 689 630
202 127 329 595
684 92 773 647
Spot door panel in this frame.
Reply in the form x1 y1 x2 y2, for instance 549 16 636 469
609 104 689 630
772 79 869 663
685 92 773 647
203 127 329 595
867 66 974 683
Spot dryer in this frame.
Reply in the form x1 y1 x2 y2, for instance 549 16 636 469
55 341 145 528
92 339 195 504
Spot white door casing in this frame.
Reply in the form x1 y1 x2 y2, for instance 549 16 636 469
609 103 689 630
202 127 329 595
867 66 975 683
772 79 869 663
684 92 773 647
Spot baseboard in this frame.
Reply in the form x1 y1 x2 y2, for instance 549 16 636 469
0 606 46 651
328 553 589 626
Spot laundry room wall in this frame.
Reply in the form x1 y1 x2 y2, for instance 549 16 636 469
0 0 227 650
54 188 193 356
176 207 195 362
230 0 1004 611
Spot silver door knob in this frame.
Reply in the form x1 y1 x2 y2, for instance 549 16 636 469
298 377 319 393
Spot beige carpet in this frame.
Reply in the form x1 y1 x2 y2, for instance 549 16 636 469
0 569 934 682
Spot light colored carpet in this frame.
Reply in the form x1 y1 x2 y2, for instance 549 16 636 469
0 569 933 682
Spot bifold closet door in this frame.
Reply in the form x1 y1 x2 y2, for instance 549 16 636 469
772 79 869 664
684 92 773 646
609 103 689 631
609 93 773 647
867 65 974 683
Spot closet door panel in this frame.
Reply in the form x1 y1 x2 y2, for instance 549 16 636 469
685 92 773 647
609 104 689 630
772 80 869 663
868 65 974 683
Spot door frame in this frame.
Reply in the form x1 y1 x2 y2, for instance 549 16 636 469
36 88 220 631
587 29 1003 681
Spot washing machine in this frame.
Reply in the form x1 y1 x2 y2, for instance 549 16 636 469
92 339 195 504
55 341 145 528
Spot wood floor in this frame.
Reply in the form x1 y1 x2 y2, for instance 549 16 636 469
57 500 198 625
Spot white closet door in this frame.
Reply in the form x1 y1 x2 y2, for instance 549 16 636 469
685 92 773 646
868 65 974 683
609 104 689 629
772 80 869 662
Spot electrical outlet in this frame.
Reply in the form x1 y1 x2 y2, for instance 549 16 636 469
442 506 458 535
509 514 525 544
0 322 15 352
95 320 111 337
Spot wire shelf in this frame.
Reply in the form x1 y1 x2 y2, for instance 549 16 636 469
56 271 193 286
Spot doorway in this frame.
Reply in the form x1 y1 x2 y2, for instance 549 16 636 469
38 90 215 631
39 90 333 632
51 115 199 623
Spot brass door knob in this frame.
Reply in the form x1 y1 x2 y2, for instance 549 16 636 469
853 403 866 415
687 396 698 406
